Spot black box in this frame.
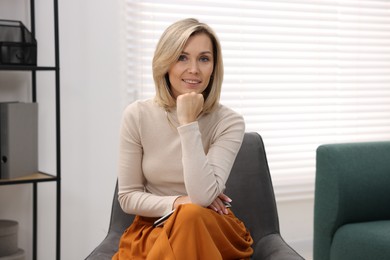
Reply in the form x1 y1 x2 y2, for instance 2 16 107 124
0 20 37 66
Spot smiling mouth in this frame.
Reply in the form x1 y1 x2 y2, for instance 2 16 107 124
183 79 201 84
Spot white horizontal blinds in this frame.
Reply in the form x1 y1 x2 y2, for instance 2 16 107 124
125 1 390 189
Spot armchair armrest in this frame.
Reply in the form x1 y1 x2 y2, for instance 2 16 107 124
252 233 305 260
85 231 122 260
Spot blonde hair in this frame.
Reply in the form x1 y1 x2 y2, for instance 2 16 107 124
153 18 223 113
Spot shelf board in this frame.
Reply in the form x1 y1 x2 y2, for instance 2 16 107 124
0 172 58 185
0 65 57 71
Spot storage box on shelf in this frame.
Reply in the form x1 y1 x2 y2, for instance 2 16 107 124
0 19 37 66
0 102 38 180
0 220 25 260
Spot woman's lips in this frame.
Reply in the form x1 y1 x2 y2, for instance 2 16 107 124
183 79 201 84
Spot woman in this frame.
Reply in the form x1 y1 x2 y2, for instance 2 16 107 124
113 18 253 259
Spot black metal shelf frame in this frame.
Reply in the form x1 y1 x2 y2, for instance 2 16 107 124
0 0 61 259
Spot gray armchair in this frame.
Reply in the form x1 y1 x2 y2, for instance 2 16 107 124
86 132 304 260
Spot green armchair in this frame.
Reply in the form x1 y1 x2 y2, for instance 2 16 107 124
314 140 390 260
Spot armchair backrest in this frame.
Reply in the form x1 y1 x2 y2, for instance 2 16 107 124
108 132 280 247
226 132 280 244
108 183 134 234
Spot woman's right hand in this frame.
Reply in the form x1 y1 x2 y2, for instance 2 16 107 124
173 196 192 209
176 92 204 126
173 194 232 215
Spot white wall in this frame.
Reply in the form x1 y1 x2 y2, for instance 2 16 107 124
0 0 314 259
278 198 314 259
60 0 125 259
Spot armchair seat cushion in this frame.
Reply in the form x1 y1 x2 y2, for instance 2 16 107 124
330 220 390 260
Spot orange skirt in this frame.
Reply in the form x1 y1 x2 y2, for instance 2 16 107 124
112 204 253 260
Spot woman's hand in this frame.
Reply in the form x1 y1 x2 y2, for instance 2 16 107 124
173 194 232 215
176 92 204 126
208 193 232 215
173 196 192 210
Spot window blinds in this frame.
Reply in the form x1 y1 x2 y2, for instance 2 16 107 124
124 0 390 200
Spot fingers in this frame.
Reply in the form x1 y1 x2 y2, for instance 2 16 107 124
218 193 232 203
208 197 230 215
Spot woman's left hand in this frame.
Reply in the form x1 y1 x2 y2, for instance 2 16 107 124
208 193 232 215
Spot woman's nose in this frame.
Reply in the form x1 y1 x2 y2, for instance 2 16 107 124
187 60 199 73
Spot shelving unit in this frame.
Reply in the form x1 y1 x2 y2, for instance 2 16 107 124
0 0 61 259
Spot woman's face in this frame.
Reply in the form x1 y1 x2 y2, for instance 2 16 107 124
168 33 214 98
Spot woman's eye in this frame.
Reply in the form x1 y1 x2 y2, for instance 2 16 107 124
200 56 210 62
178 55 187 61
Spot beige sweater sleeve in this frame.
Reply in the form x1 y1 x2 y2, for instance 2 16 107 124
177 113 245 206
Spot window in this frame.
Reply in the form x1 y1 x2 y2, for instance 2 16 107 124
124 0 390 200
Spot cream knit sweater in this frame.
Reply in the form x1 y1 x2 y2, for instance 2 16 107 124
118 98 245 217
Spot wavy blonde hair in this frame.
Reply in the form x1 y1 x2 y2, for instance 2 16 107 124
153 18 223 113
